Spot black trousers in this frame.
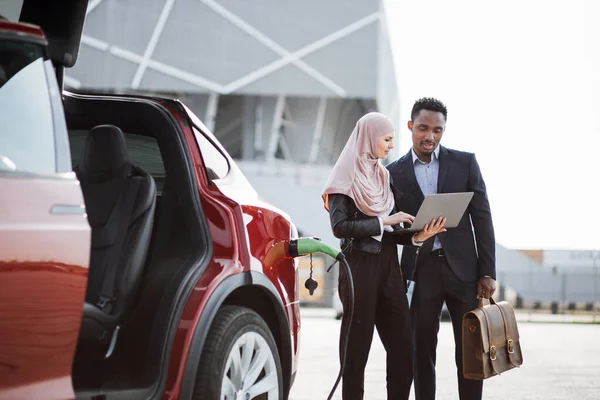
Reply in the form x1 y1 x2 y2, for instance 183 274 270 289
338 237 413 400
411 250 483 400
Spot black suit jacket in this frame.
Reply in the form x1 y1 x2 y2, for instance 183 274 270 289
327 192 416 255
386 146 496 283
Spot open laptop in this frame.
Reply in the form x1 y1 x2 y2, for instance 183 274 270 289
391 192 474 233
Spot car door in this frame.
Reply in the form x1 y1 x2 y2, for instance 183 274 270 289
0 28 90 399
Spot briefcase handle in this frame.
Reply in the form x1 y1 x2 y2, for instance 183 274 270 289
478 297 497 308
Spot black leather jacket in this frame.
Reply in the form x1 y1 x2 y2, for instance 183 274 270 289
328 193 416 255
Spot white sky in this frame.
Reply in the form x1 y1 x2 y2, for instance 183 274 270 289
384 0 600 250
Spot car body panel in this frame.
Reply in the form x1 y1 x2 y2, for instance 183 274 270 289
0 19 90 400
0 174 90 399
185 104 300 364
155 102 300 398
0 19 46 42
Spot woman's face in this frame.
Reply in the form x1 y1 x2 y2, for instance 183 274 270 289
375 133 394 159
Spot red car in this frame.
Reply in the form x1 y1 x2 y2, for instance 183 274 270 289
0 3 300 399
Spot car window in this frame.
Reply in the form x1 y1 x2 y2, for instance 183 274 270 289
0 41 56 175
193 127 229 183
68 130 165 177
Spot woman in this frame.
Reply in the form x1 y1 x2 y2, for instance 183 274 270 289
323 112 445 400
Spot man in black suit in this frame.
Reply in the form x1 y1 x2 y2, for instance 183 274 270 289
386 97 496 400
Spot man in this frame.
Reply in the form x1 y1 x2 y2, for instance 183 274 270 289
386 97 496 400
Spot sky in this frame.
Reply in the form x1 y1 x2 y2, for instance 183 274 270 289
383 0 600 250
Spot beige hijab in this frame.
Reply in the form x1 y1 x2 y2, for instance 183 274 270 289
322 112 395 216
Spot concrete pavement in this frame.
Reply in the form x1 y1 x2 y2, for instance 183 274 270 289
289 308 600 400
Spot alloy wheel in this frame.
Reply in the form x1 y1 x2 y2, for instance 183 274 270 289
221 331 279 399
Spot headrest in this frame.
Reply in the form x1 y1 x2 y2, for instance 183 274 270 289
78 125 130 182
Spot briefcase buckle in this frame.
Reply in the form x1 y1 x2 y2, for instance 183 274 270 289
489 345 497 361
507 339 515 354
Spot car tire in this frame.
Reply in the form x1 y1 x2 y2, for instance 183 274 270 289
193 305 283 400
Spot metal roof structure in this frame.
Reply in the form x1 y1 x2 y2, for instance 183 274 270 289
64 1 400 163
66 0 396 102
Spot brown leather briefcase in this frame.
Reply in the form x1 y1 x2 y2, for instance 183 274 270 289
462 298 523 380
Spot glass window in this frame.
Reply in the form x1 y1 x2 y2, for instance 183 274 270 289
0 41 56 174
69 130 165 177
194 128 229 182
44 60 72 174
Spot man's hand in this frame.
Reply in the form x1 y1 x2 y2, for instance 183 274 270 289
477 276 496 299
413 217 447 243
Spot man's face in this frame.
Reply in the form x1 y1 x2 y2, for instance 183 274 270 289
408 110 446 161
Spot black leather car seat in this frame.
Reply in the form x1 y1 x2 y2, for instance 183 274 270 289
75 124 156 358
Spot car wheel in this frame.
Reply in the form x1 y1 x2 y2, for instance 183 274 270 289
194 305 283 400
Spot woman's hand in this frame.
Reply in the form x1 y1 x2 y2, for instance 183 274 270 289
413 217 447 243
381 211 415 226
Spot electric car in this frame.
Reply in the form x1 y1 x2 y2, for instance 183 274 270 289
0 3 300 399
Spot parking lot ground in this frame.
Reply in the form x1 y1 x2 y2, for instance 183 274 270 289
290 308 600 400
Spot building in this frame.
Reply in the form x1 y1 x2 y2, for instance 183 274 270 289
519 249 600 273
501 249 600 309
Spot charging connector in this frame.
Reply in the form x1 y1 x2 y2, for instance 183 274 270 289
287 238 353 400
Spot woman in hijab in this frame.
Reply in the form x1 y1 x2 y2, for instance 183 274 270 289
323 112 445 400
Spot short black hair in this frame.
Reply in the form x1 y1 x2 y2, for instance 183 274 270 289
411 97 448 121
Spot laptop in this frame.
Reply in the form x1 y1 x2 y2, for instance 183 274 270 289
391 192 474 233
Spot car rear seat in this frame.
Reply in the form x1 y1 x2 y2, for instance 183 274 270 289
75 124 156 359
